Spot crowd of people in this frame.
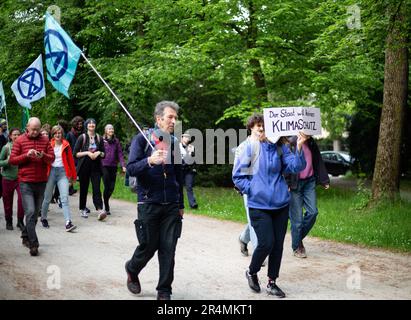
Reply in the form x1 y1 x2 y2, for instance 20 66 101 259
1 101 328 300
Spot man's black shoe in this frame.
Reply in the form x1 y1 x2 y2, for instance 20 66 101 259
22 238 30 248
245 270 260 293
29 246 38 256
125 261 141 294
157 292 171 300
29 243 39 256
267 281 286 298
190 204 198 209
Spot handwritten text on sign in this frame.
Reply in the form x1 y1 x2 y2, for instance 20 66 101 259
263 107 322 140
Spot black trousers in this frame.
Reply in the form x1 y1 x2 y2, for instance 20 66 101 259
102 166 117 212
249 205 289 280
128 203 182 294
78 169 103 210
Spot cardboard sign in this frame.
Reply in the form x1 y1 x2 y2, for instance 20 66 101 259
263 107 321 142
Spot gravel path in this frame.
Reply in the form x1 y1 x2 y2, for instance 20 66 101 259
0 194 410 300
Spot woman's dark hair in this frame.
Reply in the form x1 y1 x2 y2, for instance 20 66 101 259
246 113 264 130
8 127 20 141
84 118 96 129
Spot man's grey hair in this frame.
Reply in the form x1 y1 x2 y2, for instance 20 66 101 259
154 101 179 119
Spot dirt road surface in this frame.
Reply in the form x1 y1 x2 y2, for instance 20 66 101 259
1 195 410 300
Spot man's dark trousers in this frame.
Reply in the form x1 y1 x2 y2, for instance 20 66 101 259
128 203 182 295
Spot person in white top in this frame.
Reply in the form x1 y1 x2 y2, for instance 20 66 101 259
40 125 77 232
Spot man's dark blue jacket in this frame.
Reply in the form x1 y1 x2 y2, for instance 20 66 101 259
127 131 184 209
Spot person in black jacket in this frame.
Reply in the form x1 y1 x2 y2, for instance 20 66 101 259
124 101 184 301
285 136 330 258
73 118 106 221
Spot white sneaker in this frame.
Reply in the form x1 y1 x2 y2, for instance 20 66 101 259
80 209 88 218
97 210 107 221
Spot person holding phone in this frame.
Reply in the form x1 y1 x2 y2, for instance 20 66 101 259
9 117 55 256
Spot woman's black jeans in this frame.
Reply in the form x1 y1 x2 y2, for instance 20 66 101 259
248 205 289 280
102 166 117 212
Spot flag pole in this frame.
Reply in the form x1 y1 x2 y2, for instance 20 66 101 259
4 105 9 129
80 52 154 150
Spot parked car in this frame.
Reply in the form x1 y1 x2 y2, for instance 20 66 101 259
320 151 353 177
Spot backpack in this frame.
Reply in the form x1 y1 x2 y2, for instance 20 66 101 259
80 133 101 150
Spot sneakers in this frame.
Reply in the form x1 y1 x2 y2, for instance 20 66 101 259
125 261 141 294
293 241 307 258
85 207 91 214
41 219 49 228
239 237 248 257
80 209 88 218
266 280 286 298
97 210 107 221
245 270 260 293
65 221 77 232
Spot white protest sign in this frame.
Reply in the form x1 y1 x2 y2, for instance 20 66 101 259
263 107 321 142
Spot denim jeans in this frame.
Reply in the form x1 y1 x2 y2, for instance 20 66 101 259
41 167 72 223
20 182 46 246
128 203 182 295
183 171 197 208
289 176 318 251
249 205 289 280
239 194 258 250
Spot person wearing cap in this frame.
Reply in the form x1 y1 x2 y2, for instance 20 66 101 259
101 124 126 215
73 118 106 221
179 131 198 209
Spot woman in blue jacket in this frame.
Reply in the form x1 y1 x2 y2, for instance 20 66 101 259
232 113 307 298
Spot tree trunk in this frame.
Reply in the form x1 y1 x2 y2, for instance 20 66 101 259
246 1 268 106
371 4 408 201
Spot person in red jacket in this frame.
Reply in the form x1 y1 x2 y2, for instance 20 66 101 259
40 125 77 232
9 117 55 256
